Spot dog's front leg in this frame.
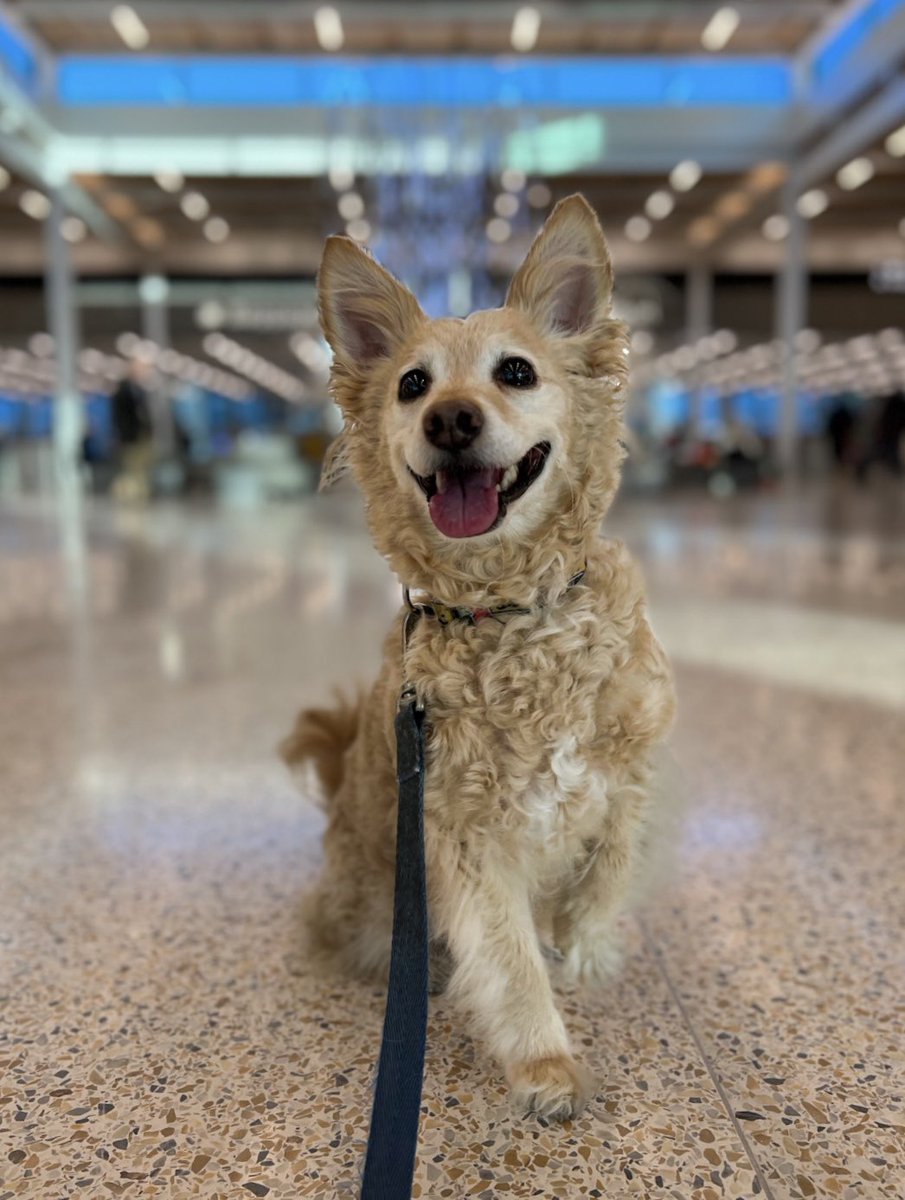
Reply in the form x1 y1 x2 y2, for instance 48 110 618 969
555 784 643 988
428 833 594 1120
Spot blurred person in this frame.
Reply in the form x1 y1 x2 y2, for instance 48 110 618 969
825 394 858 473
111 360 153 501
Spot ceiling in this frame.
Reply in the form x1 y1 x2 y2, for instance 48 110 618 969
10 1 842 56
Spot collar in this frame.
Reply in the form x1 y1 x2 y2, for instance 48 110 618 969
403 565 587 633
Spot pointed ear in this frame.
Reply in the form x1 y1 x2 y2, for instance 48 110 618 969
506 195 614 338
317 236 425 374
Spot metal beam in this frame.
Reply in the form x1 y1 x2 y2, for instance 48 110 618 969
0 17 121 240
797 73 905 190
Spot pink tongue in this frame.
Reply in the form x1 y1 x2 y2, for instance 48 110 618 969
429 467 501 538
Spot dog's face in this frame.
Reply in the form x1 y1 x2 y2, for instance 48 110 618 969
317 196 628 590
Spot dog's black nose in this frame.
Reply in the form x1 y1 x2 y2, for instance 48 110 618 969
423 401 484 452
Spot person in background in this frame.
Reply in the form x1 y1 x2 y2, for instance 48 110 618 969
111 359 154 501
825 394 857 474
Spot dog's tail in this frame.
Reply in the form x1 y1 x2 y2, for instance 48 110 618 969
279 693 361 806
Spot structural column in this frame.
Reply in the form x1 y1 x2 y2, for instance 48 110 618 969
139 273 175 456
685 265 713 433
45 187 82 483
775 173 807 478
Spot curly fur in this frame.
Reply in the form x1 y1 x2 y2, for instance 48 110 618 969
284 196 675 1120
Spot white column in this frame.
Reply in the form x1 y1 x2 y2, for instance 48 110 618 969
775 174 807 478
139 273 175 455
686 266 713 433
45 187 82 484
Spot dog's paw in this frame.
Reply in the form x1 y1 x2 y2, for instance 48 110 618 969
507 1055 596 1122
560 933 623 990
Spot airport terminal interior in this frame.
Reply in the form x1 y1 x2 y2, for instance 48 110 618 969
1 2 904 1198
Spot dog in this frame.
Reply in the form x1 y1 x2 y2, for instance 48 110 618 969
282 195 675 1120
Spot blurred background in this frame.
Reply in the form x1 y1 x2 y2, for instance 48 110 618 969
0 0 903 514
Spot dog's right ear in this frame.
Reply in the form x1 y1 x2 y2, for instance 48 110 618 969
317 236 425 381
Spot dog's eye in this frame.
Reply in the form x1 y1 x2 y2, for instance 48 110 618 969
495 356 537 389
398 368 431 403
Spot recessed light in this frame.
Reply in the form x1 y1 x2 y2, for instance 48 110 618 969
328 165 354 191
625 216 651 242
836 157 874 190
61 216 87 243
204 217 230 243
19 189 51 220
511 6 541 52
501 168 526 194
110 5 150 50
314 6 344 51
494 193 519 219
337 191 364 220
886 123 905 157
526 182 551 208
154 170 183 193
670 160 702 192
346 218 371 243
486 217 511 243
796 189 829 219
701 6 740 51
645 190 675 220
180 191 210 220
762 214 790 241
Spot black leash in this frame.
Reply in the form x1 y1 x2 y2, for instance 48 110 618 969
360 678 428 1200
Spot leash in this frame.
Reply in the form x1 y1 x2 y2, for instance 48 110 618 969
360 567 586 1197
360 657 428 1198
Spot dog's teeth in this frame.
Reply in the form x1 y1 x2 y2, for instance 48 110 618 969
436 470 450 494
501 465 518 491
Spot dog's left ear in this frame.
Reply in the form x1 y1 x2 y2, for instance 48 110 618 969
506 195 614 339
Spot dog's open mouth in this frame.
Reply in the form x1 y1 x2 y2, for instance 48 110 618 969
409 441 550 539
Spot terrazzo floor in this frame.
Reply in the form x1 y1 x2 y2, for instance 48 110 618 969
1 485 903 1199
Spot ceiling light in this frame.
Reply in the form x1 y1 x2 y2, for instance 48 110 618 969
204 216 230 243
154 170 183 193
501 168 526 193
670 160 702 192
110 5 150 50
19 189 51 220
337 191 364 220
624 215 651 242
745 161 787 193
796 188 828 219
714 190 750 220
0 165 9 191
511 6 541 52
526 182 551 208
645 190 674 220
328 165 354 191
886 123 905 157
836 156 874 190
762 214 789 241
701 6 740 52
131 217 165 247
180 191 210 220
486 217 511 244
314 6 344 51
104 192 137 220
346 218 371 243
61 216 87 243
494 192 519 219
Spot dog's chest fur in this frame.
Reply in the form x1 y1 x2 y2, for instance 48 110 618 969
407 565 635 872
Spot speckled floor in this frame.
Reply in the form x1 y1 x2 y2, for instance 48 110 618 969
1 486 903 1199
